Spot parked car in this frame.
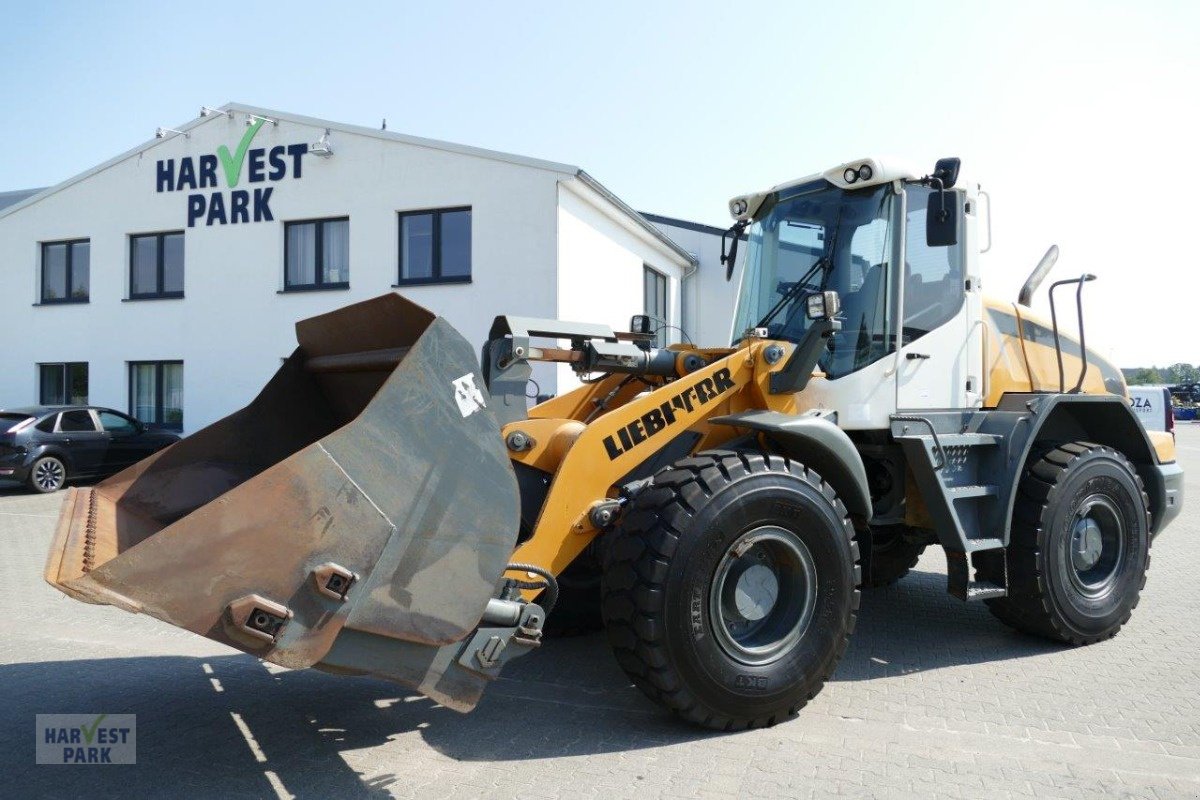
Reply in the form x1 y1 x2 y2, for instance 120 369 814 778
0 406 180 493
1127 385 1175 435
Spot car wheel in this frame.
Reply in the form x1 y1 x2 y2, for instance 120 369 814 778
29 455 67 493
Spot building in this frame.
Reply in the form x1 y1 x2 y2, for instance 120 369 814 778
0 103 739 435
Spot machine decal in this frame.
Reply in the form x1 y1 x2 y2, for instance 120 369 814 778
602 367 736 459
452 373 488 417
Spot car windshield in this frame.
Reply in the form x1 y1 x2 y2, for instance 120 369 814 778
0 413 34 433
731 181 898 379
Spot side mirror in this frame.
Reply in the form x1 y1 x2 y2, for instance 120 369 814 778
933 157 960 189
720 220 749 281
629 314 653 336
926 190 960 247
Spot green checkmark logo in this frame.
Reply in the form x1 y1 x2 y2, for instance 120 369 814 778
217 119 266 188
79 714 107 744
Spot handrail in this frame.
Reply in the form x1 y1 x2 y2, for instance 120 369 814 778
1048 274 1097 393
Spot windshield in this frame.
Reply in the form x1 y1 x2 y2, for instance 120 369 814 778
732 181 898 379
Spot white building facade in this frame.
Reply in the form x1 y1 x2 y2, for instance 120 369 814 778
0 104 745 435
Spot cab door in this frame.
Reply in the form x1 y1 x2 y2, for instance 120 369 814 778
896 185 979 411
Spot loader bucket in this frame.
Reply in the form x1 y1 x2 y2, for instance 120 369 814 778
44 293 521 711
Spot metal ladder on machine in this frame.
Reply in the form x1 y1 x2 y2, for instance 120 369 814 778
892 415 1008 601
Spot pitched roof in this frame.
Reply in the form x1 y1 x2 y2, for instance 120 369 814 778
0 103 694 265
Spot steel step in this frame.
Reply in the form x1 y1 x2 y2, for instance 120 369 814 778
948 484 998 499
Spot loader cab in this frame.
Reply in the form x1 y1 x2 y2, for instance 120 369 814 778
729 159 982 427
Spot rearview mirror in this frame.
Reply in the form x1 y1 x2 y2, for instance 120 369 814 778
926 190 960 247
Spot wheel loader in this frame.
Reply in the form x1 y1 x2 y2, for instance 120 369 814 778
44 156 1183 730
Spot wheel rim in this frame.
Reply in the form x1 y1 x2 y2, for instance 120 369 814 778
709 526 818 666
34 459 64 491
1066 494 1126 599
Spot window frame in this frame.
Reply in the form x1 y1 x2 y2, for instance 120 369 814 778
395 206 472 286
39 238 90 305
37 362 88 405
283 216 350 292
128 231 185 300
643 265 669 347
128 360 184 432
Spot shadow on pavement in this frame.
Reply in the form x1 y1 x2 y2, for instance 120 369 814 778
5 564 1063 797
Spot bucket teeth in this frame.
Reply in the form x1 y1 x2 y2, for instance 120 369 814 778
82 490 98 574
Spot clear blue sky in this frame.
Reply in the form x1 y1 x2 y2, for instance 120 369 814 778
3 1 1197 365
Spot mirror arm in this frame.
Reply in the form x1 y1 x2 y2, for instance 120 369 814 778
721 220 749 281
768 317 841 394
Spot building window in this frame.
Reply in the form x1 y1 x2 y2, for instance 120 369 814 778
40 239 90 303
38 363 88 405
130 231 185 299
285 218 349 291
129 361 183 431
643 265 668 346
397 207 471 285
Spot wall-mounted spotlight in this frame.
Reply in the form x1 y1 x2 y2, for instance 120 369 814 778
309 129 333 158
246 113 278 127
155 127 189 139
200 106 230 118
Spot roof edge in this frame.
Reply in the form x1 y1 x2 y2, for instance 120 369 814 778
573 171 697 267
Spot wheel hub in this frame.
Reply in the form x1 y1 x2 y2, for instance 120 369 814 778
1071 517 1103 571
1066 496 1126 597
35 460 64 491
710 526 817 666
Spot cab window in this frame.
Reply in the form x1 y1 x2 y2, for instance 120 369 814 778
903 185 965 341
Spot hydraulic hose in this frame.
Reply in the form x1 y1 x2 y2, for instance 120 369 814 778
505 563 560 615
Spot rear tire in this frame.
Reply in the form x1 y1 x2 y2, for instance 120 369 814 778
28 456 67 494
601 450 860 730
982 442 1151 645
866 525 927 587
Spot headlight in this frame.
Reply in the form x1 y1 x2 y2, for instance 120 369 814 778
843 168 859 184
857 163 874 181
731 198 748 216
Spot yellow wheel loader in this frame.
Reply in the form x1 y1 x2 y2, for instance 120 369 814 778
44 157 1183 730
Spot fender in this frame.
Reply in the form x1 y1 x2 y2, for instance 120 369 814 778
709 409 873 520
995 393 1179 537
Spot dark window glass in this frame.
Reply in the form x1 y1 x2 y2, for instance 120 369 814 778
130 232 184 299
38 363 88 405
643 266 668 347
42 244 67 301
0 414 34 434
97 410 137 434
129 361 183 431
40 240 89 303
440 210 471 278
285 218 349 290
71 242 90 299
36 416 57 433
400 214 433 280
903 185 964 341
59 410 97 432
398 207 471 284
163 234 184 294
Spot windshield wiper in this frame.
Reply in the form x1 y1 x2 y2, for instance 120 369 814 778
754 208 844 332
753 257 828 331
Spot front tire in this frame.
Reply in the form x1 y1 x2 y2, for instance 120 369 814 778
601 450 860 730
28 455 67 493
982 442 1151 645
